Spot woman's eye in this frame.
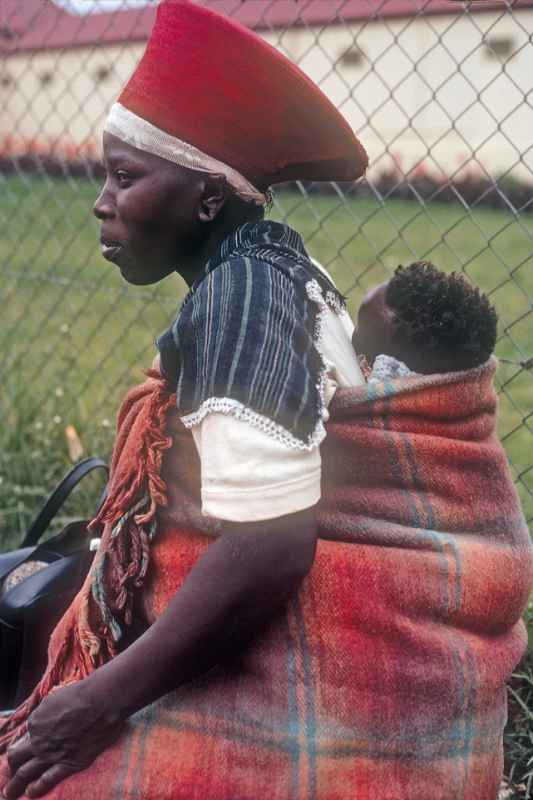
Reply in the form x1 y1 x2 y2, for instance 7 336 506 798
115 170 131 186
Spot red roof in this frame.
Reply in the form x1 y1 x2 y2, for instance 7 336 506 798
2 0 532 55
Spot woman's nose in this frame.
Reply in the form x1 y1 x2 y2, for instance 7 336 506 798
93 182 115 220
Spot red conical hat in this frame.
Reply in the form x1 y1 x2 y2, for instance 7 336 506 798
105 0 368 203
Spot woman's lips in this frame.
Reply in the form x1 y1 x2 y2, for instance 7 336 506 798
100 239 123 262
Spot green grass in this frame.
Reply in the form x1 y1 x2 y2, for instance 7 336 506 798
0 174 532 550
505 628 533 798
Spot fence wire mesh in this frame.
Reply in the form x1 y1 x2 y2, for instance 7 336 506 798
0 0 532 545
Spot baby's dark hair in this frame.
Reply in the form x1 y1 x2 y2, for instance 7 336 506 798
386 261 498 372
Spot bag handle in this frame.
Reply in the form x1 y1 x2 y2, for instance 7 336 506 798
21 458 109 548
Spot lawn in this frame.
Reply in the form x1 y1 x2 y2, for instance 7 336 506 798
0 173 532 549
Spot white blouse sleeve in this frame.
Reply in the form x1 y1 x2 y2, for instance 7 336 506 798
191 413 321 523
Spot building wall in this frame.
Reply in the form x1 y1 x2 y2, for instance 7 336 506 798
1 8 532 182
0 43 143 159
272 9 533 182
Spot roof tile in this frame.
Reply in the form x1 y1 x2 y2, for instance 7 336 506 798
2 0 532 55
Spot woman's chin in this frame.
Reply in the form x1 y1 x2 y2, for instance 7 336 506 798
101 247 143 283
100 244 175 284
119 267 151 286
118 260 172 286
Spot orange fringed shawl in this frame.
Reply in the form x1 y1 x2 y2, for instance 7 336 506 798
0 370 176 744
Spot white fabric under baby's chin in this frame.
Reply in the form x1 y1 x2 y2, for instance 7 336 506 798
190 303 364 523
368 354 415 382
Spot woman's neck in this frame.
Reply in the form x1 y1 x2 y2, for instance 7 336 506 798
178 205 264 288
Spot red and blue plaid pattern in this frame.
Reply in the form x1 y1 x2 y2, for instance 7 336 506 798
1 358 531 799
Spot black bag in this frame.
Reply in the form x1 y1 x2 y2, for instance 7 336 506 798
0 457 108 710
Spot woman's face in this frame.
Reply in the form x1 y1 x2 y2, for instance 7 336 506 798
94 132 205 285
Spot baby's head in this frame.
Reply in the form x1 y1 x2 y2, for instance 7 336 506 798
352 261 498 375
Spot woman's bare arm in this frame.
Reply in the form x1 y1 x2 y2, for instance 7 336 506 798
3 508 317 799
86 508 317 715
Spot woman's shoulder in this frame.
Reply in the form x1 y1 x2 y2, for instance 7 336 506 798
195 220 313 291
182 219 344 327
179 251 305 336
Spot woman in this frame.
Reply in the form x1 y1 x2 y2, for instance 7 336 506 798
1 3 531 799
1 0 368 796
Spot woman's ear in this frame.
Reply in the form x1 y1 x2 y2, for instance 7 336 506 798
197 175 228 224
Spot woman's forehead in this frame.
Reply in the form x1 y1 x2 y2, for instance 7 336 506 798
103 131 145 160
102 132 173 172
102 131 201 185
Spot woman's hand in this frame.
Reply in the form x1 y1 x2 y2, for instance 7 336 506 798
2 681 123 799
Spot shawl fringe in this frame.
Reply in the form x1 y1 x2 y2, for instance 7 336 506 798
0 371 175 752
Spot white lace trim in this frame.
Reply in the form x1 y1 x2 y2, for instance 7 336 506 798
180 397 326 452
305 279 336 428
305 278 326 308
368 353 416 383
309 258 346 315
104 103 268 206
305 279 344 315
325 290 346 315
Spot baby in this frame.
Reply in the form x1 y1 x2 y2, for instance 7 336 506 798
352 260 498 380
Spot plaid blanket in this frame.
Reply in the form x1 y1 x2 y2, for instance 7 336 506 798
1 358 531 799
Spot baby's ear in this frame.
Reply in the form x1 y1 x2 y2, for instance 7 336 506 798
198 175 228 224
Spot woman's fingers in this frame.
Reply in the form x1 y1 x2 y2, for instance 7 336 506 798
0 683 125 798
5 733 33 772
26 763 78 799
2 756 49 800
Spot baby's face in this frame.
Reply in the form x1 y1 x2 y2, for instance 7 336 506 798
352 282 399 365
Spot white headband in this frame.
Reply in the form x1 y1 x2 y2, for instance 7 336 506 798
104 103 268 206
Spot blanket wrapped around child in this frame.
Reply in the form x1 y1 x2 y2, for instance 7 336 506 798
1 357 531 800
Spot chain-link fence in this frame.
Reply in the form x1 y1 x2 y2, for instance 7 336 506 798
1 0 532 546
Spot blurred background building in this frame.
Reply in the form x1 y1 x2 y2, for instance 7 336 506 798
1 0 532 183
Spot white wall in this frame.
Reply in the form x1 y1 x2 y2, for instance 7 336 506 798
265 9 533 182
1 8 532 182
0 42 144 159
